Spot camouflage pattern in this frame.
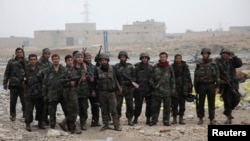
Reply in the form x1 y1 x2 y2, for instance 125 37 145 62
63 66 79 132
150 64 175 124
95 64 121 127
194 58 220 120
171 61 192 117
114 62 135 120
215 56 242 117
133 62 153 120
74 66 89 127
24 64 44 124
37 56 52 124
43 64 68 128
86 63 100 125
3 57 27 117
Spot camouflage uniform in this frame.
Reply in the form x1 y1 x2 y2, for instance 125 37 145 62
133 53 153 125
74 65 89 130
94 53 122 131
37 56 52 124
3 56 26 120
171 60 192 124
43 64 68 128
150 61 175 126
194 48 220 125
24 64 45 129
114 51 135 125
63 66 80 132
215 49 242 124
86 62 101 126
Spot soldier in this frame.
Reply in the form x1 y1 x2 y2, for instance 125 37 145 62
171 54 193 125
84 52 101 127
94 53 122 131
215 48 242 124
63 55 81 134
43 54 68 129
194 48 220 125
24 54 45 131
37 48 52 126
74 52 89 131
149 52 176 126
3 47 26 122
133 53 153 125
114 51 135 126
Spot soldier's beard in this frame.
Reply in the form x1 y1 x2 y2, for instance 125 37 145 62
101 64 109 71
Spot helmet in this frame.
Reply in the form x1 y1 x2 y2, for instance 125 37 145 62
118 51 129 59
139 53 150 60
201 48 211 55
220 48 231 55
99 53 109 60
186 94 195 102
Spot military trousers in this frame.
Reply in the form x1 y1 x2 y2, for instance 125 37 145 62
134 91 152 118
98 91 120 126
151 95 171 123
48 94 68 127
196 83 216 120
116 86 134 120
171 90 186 117
9 87 25 117
25 96 44 123
221 84 241 117
89 96 100 122
78 97 89 124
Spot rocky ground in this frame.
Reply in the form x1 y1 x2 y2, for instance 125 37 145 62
0 86 250 141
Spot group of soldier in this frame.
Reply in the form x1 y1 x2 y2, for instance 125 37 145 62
2 46 242 134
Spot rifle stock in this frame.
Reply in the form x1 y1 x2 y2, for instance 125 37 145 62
122 73 139 89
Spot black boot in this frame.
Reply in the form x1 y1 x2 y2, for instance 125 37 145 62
146 117 150 125
59 119 67 131
38 121 46 129
198 118 203 125
128 118 134 126
179 116 185 125
100 123 110 131
114 125 122 131
81 122 87 130
25 123 31 132
133 116 138 124
171 116 177 124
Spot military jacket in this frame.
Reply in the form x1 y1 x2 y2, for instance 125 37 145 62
215 56 242 89
3 57 27 88
114 62 135 87
24 64 44 97
96 65 117 92
134 62 153 94
74 65 90 98
151 65 175 97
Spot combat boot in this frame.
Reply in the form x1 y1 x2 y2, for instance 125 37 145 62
75 125 82 134
163 121 170 126
100 123 110 131
146 117 151 125
9 116 16 122
81 122 87 130
197 118 203 125
224 117 232 124
128 118 134 126
38 121 46 129
149 122 157 126
179 116 185 125
133 116 138 124
114 125 122 131
59 119 67 131
171 116 177 124
210 119 216 125
25 123 31 132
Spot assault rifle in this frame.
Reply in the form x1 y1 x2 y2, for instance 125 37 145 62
122 73 139 89
95 45 102 67
61 76 81 83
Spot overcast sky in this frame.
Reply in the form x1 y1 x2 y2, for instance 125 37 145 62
0 0 249 37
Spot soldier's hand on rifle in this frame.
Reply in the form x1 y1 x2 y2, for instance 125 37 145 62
91 91 96 97
70 81 75 86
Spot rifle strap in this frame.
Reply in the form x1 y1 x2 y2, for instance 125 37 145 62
155 67 168 88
